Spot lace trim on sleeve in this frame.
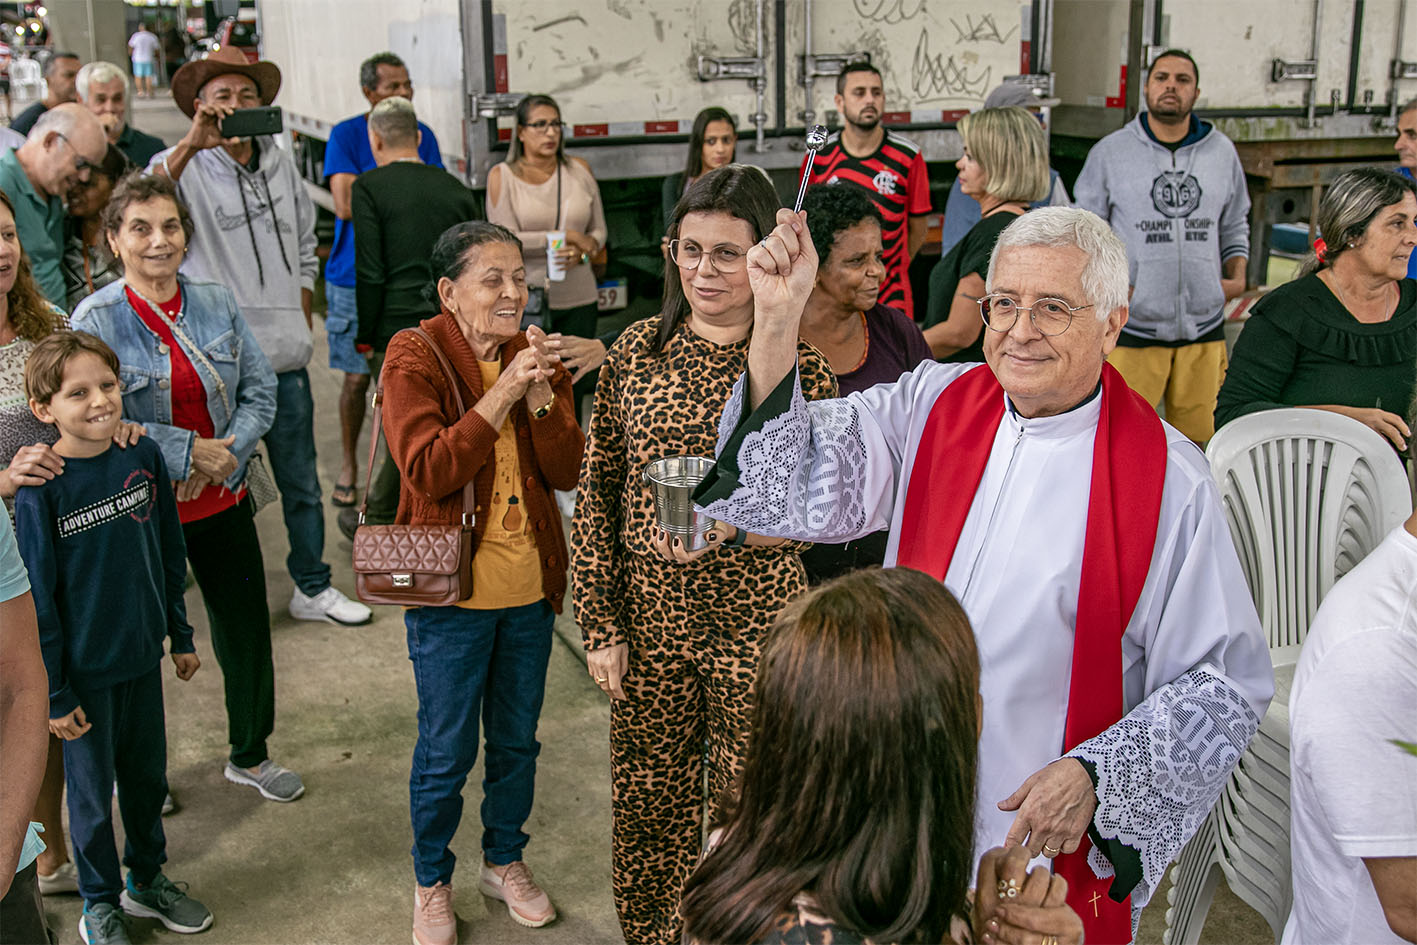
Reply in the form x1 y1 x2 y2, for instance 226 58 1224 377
1067 668 1261 902
699 374 871 542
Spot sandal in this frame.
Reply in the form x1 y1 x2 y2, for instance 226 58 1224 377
330 482 357 507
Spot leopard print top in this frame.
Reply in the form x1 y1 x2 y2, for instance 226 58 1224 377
571 314 836 646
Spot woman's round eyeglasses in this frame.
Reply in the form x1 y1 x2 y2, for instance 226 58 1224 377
668 239 748 273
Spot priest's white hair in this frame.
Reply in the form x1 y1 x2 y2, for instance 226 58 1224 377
985 207 1129 321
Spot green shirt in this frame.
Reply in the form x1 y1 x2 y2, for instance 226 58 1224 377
1215 272 1417 432
0 147 66 305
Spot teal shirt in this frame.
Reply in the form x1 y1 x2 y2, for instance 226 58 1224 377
0 148 66 306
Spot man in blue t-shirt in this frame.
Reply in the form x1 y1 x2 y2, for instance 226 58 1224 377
323 52 442 508
1393 98 1417 279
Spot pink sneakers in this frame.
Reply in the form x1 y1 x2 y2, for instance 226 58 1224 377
413 882 456 945
479 861 556 928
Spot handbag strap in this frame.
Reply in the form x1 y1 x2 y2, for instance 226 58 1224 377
359 326 476 525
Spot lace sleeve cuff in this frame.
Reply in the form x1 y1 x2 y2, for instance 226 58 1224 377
1066 669 1261 903
693 369 797 507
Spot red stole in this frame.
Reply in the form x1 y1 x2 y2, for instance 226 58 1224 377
896 363 1166 945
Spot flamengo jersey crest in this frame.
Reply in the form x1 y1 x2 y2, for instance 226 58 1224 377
1151 170 1203 218
872 168 898 195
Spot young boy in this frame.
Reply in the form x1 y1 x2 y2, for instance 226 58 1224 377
13 332 212 945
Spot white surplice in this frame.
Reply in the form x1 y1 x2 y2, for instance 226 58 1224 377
698 361 1275 914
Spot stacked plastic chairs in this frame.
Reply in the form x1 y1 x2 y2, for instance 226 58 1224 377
1163 409 1413 945
9 57 43 101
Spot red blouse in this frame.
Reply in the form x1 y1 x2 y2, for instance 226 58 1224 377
127 286 243 523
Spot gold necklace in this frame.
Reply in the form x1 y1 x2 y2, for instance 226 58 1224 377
1329 274 1396 322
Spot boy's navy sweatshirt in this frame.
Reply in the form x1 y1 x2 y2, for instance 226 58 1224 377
14 436 195 717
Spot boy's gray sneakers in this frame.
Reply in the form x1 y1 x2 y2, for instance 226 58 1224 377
80 903 132 944
120 873 213 933
224 759 305 802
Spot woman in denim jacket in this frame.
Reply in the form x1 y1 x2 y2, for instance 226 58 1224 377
72 174 305 803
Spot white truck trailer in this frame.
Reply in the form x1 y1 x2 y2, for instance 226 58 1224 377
258 0 1417 293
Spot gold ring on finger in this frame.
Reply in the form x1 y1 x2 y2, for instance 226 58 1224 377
1042 936 1059 945
1042 843 1061 857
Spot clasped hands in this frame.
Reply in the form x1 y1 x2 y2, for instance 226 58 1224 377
971 760 1097 945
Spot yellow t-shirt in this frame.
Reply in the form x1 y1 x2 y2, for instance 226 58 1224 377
459 360 545 610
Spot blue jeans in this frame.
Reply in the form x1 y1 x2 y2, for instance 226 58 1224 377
406 600 554 886
263 369 331 597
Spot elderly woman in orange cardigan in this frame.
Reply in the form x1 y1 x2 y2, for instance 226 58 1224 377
379 221 583 945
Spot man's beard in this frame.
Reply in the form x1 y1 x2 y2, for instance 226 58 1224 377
1148 96 1191 122
848 108 881 131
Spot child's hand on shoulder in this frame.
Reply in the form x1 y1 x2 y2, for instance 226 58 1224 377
49 707 91 740
172 651 200 681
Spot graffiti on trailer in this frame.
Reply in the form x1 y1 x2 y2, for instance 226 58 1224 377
911 29 991 102
951 14 1019 45
852 0 926 25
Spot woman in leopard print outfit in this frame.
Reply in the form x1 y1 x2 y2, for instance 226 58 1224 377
571 165 836 945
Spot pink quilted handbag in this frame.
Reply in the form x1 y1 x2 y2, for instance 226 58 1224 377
352 328 475 607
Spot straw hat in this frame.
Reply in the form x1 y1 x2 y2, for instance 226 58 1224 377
170 46 281 119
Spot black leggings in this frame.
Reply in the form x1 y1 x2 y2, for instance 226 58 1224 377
182 496 276 769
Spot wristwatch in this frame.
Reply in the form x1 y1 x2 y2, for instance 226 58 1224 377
724 525 748 548
531 391 555 419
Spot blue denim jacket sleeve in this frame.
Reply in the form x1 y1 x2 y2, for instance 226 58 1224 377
222 294 277 490
141 419 199 482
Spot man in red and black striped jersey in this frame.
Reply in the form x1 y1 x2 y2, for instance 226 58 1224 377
813 62 932 320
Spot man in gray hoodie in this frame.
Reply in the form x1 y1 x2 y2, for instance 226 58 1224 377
153 48 372 631
1074 49 1250 443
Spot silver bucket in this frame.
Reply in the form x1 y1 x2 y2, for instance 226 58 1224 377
643 455 715 551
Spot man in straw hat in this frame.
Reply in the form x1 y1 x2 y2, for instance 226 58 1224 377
151 50 372 655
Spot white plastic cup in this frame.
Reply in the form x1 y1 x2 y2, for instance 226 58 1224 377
546 231 567 282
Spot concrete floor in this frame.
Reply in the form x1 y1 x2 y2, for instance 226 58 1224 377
33 94 1273 945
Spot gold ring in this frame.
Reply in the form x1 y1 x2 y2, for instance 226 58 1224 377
1042 843 1061 857
595 676 608 683
1042 936 1058 945
997 877 1020 899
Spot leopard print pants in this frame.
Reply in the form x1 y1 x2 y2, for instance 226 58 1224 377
608 550 806 945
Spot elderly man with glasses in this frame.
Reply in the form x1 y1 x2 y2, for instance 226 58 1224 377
0 102 106 304
688 205 1274 945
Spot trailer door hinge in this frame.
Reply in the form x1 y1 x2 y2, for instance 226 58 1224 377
697 56 764 81
1272 59 1318 82
468 92 524 119
800 51 872 82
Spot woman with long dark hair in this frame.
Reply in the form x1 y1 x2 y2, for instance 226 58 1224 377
681 568 1084 945
661 106 738 231
571 164 836 945
1217 167 1417 451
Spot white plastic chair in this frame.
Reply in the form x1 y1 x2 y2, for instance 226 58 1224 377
1164 413 1410 945
1205 408 1412 652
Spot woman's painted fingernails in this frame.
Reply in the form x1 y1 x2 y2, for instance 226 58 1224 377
706 533 718 543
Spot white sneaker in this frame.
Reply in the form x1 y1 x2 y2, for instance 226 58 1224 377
38 861 79 895
289 586 372 626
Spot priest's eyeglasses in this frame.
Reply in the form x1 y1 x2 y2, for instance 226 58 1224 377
978 294 1094 336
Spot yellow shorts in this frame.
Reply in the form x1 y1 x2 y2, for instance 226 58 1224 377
1107 340 1228 444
